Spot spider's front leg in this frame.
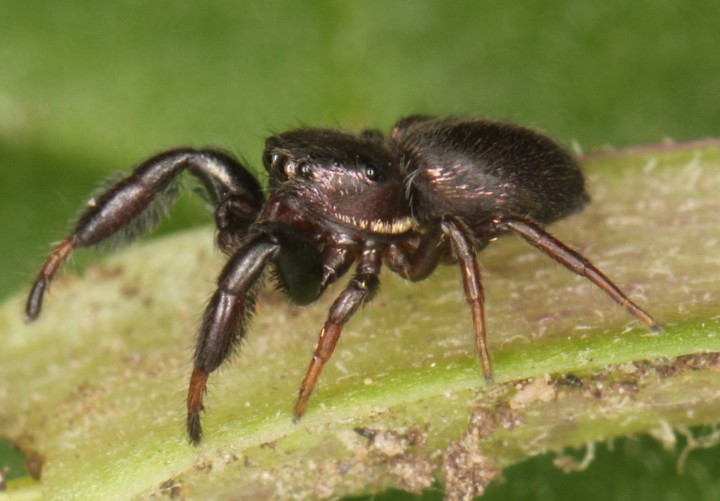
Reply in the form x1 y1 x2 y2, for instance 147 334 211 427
25 149 264 321
187 232 276 445
293 245 383 420
187 223 323 444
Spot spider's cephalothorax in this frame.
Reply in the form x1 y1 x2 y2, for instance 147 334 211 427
262 127 415 239
26 116 661 444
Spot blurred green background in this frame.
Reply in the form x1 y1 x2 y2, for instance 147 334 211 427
1 1 719 498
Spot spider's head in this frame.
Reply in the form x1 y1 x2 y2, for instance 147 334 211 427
262 128 415 237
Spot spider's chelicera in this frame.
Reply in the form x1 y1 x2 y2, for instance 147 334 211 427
25 115 661 444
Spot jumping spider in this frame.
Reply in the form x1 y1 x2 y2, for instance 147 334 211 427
26 115 661 444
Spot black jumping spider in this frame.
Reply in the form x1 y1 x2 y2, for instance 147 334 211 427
25 115 660 444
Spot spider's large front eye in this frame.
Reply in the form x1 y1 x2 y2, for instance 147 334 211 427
282 161 296 178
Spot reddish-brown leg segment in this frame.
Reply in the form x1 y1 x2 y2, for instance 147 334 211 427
186 234 280 444
25 237 77 322
498 216 662 331
442 218 494 383
294 247 382 420
187 367 209 433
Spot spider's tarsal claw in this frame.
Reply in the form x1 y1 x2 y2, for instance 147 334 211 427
186 367 209 444
293 391 309 423
25 280 46 322
25 237 77 322
479 361 495 385
650 322 664 333
187 412 203 446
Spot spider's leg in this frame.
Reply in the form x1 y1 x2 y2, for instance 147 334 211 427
293 245 382 420
188 223 326 444
385 224 445 281
496 216 661 331
442 217 493 383
187 230 279 445
26 148 263 321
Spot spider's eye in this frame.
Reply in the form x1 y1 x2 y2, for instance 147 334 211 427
364 165 383 182
283 161 296 178
298 163 312 178
263 152 277 169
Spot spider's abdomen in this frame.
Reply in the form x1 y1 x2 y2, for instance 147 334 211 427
393 116 589 230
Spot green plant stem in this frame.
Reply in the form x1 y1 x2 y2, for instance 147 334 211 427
1 142 719 499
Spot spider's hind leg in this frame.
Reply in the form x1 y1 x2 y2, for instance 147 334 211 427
26 148 264 321
497 216 661 331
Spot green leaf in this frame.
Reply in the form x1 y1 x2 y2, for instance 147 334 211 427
1 142 719 499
